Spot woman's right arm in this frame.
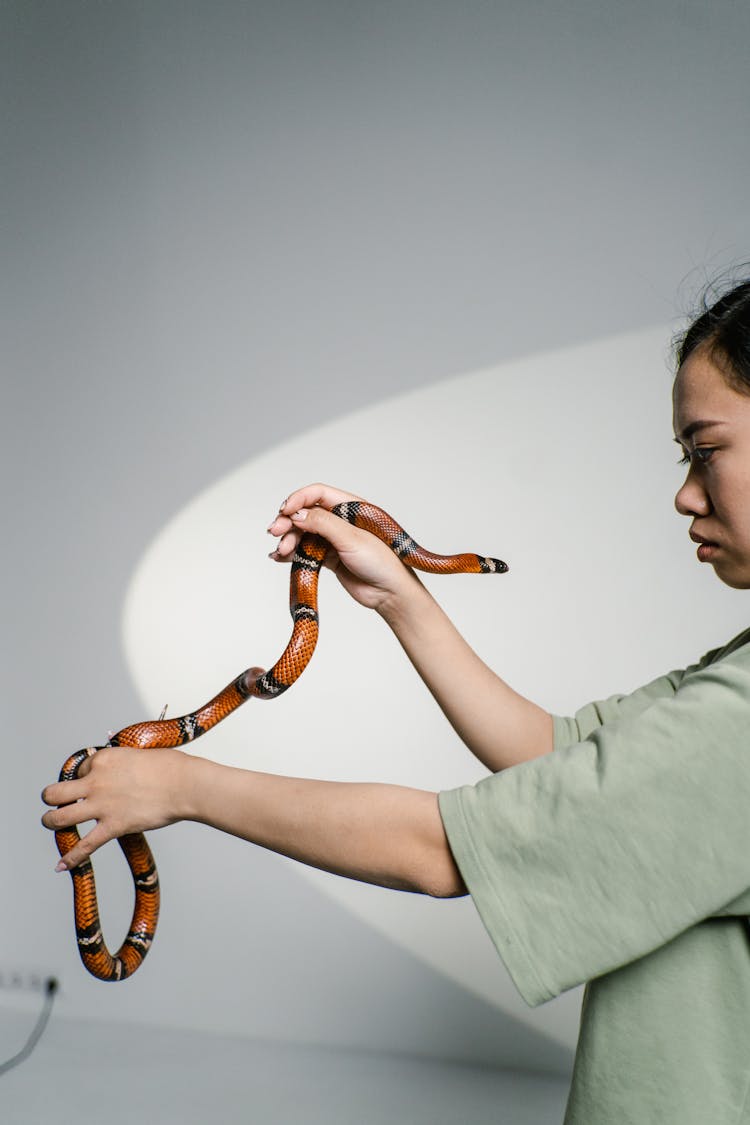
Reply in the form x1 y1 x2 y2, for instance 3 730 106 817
268 484 553 773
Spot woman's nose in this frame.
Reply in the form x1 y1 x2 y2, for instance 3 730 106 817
675 471 711 517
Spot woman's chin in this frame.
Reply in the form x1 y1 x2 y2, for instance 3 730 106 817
711 558 750 590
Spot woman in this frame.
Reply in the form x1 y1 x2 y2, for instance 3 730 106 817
42 279 750 1122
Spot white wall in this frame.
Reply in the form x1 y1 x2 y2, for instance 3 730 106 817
4 0 750 1118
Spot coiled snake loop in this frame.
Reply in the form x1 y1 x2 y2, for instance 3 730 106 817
54 501 507 981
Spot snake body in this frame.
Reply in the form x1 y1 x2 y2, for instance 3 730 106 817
55 501 507 981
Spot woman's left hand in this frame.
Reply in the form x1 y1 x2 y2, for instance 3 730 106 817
41 746 191 871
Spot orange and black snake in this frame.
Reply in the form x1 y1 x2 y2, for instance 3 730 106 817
54 501 508 981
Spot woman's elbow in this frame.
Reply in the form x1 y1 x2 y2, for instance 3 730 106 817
419 841 468 899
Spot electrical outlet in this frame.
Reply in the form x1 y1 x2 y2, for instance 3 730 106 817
0 968 59 994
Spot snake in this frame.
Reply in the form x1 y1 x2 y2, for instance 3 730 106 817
54 500 508 981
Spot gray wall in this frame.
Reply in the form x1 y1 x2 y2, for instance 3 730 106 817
4 1 750 1120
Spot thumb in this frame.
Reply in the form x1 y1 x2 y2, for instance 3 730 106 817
289 505 378 557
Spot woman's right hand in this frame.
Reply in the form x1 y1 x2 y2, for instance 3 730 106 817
267 483 421 615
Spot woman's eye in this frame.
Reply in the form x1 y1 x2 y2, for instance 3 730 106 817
677 447 716 466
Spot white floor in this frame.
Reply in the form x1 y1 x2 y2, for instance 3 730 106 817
0 1010 571 1124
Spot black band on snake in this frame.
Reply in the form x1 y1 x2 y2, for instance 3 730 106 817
54 501 508 981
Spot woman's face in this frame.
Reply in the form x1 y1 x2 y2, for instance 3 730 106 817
673 348 750 589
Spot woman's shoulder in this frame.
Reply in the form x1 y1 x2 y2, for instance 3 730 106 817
554 625 750 748
692 624 750 671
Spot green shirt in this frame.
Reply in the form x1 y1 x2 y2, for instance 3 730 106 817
439 627 750 1124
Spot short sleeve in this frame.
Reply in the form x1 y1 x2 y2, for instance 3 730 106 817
552 668 688 749
439 633 750 1008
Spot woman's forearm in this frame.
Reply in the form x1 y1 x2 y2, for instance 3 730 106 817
182 755 467 898
379 577 554 772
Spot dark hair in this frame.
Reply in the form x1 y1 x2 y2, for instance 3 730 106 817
676 278 750 391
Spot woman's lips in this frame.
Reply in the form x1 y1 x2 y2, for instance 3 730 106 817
690 530 720 561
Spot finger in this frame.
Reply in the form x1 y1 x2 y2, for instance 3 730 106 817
275 528 302 559
267 528 299 562
268 528 342 575
42 799 92 832
288 505 386 560
266 512 294 537
41 777 89 808
267 509 313 560
55 821 113 872
268 484 362 554
278 483 361 519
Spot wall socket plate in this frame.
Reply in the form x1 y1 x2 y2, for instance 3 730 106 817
0 968 59 994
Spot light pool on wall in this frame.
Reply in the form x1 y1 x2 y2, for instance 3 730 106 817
122 327 740 1049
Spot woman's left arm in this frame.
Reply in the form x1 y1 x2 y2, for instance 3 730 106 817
41 746 467 898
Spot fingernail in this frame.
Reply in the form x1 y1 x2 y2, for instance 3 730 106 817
268 550 280 560
278 497 289 513
55 860 67 873
291 509 307 522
